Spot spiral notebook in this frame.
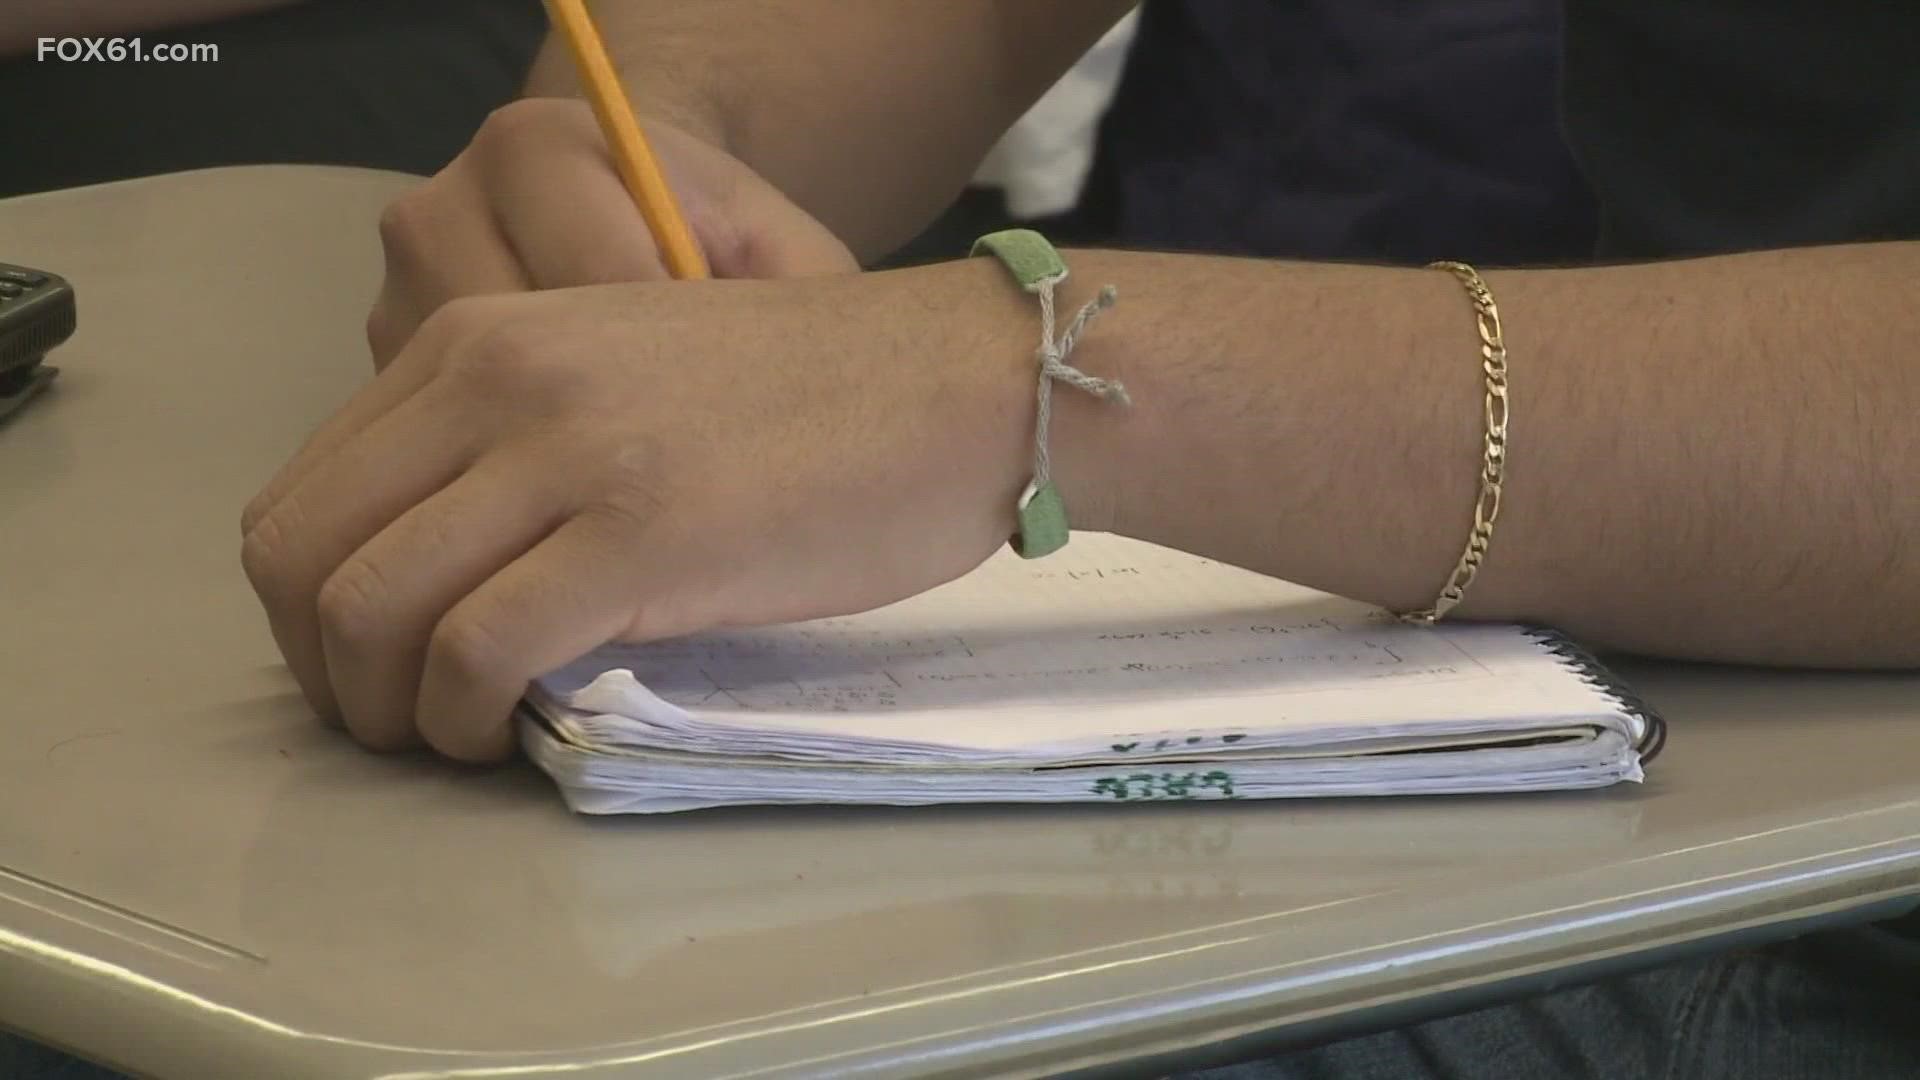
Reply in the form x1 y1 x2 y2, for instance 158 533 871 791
520 534 1664 815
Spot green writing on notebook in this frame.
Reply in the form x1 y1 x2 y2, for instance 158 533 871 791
1091 771 1239 802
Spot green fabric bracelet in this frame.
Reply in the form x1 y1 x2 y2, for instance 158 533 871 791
971 229 1130 558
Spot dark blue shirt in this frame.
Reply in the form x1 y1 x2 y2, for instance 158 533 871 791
1084 0 1598 265
1086 0 1920 263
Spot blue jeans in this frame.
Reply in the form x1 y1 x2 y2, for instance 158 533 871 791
8 924 1919 1079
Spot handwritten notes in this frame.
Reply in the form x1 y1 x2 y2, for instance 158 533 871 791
552 610 1481 718
523 533 1652 813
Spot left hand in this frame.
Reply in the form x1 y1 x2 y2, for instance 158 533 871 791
239 265 1059 761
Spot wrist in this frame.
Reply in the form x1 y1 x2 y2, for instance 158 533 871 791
525 40 735 154
915 251 1130 546
1041 257 1130 537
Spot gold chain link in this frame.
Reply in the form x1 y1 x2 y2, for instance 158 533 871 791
1399 260 1508 625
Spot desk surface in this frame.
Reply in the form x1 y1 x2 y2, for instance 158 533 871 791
2 167 1919 1080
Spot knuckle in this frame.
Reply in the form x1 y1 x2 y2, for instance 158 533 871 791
376 186 433 253
441 333 529 398
316 559 393 652
239 490 273 539
364 304 400 367
470 314 548 369
240 512 293 602
429 612 507 684
474 98 559 156
446 316 594 409
414 294 497 360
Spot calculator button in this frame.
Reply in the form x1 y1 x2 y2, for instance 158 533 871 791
0 282 23 299
0 269 44 287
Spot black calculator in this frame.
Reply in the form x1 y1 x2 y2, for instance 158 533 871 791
0 262 75 422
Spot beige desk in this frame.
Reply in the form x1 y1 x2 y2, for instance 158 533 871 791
2 167 1918 1080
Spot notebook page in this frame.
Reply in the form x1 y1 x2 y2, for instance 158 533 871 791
533 534 1633 752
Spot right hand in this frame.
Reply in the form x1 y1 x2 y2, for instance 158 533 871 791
365 97 858 367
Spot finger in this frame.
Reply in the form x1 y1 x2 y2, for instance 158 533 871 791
381 171 535 304
241 301 490 538
369 172 532 364
316 451 572 750
241 383 480 723
489 119 672 288
415 510 689 763
240 363 434 538
366 281 429 373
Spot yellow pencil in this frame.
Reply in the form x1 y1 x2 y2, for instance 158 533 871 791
542 0 710 280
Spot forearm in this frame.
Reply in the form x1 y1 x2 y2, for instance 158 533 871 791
524 0 1135 262
1015 243 1920 667
0 1 300 54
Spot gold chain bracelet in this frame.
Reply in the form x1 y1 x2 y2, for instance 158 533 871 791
1399 260 1509 625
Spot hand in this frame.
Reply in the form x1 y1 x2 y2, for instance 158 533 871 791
366 98 857 367
240 264 1089 761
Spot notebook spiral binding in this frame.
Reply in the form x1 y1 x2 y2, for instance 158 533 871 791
1524 627 1668 763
